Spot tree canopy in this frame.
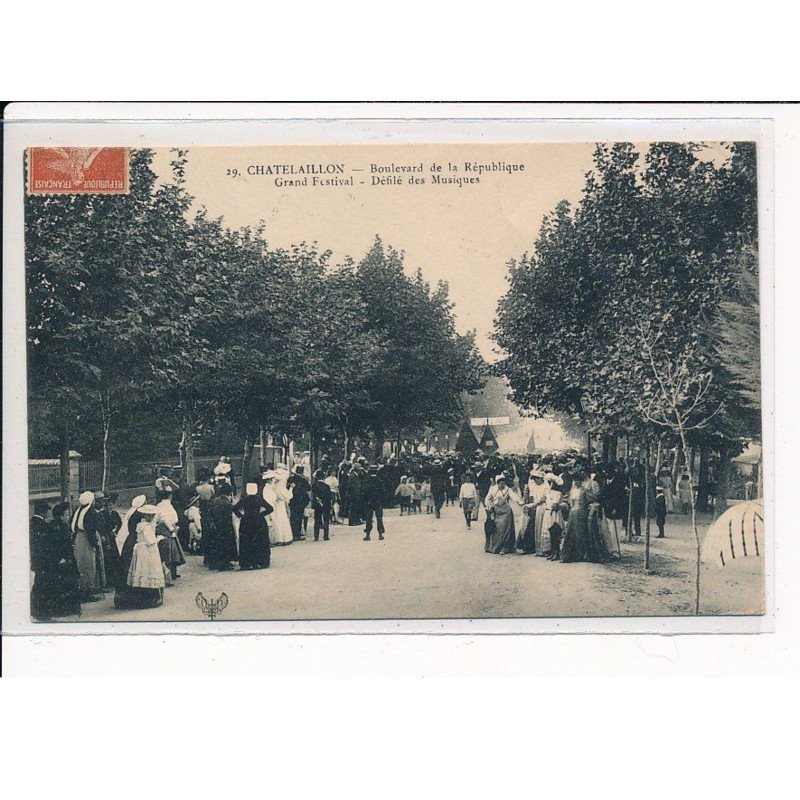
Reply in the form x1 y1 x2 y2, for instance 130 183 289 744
494 141 760 454
26 149 485 477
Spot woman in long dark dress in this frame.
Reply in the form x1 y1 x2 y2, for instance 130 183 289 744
232 483 273 570
561 470 590 563
584 474 610 563
207 483 238 571
31 502 82 620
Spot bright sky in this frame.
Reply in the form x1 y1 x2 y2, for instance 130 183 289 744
150 142 724 360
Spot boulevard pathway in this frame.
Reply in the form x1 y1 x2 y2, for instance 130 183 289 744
78 504 762 622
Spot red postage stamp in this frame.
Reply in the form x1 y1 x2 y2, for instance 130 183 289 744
27 147 129 195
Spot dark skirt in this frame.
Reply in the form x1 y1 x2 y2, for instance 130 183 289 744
158 535 187 568
486 509 516 554
206 522 238 570
238 514 271 570
31 566 82 619
585 504 610 563
115 586 163 609
561 506 589 563
518 511 538 554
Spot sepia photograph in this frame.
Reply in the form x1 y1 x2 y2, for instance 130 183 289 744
20 136 765 624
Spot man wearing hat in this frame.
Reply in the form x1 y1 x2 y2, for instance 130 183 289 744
287 464 312 540
311 469 334 541
362 464 386 541
430 458 447 519
95 491 122 589
347 461 365 527
70 491 102 601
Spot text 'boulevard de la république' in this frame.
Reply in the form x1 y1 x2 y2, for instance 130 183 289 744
242 161 527 188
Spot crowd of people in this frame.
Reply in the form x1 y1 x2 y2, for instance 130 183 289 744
364 449 681 559
29 448 687 620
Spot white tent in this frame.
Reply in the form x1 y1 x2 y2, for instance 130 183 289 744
701 500 763 567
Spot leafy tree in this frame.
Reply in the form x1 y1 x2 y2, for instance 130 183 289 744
494 140 760 589
353 237 485 448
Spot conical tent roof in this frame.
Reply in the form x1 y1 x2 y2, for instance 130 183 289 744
454 420 480 458
478 423 499 455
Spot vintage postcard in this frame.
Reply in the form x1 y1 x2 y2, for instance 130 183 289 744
2 109 772 633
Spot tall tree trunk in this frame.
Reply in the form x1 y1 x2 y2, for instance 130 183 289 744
241 433 254 489
678 433 702 615
59 419 70 505
259 425 266 468
654 436 663 476
644 437 651 571
183 406 196 485
696 445 710 512
587 431 593 461
757 456 763 500
375 428 385 460
626 472 634 544
671 447 681 487
602 434 615 465
714 453 733 520
100 390 111 493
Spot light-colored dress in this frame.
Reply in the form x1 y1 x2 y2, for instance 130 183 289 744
128 521 166 589
544 488 564 551
521 481 548 553
658 475 675 512
264 481 293 545
678 477 693 506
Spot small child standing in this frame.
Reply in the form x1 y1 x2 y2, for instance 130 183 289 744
655 486 667 538
185 502 203 553
422 478 433 514
394 475 413 515
411 478 423 514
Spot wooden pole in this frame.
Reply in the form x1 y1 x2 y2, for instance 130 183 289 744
59 420 71 508
259 425 266 466
644 437 651 571
626 471 634 543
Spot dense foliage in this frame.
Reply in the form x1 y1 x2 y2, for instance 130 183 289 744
26 149 485 478
494 141 760 455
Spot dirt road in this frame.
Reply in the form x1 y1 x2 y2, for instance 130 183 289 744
77 502 763 622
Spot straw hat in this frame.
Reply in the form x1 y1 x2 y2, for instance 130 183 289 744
78 491 94 506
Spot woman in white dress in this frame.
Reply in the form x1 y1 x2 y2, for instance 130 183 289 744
263 469 294 546
126 505 165 608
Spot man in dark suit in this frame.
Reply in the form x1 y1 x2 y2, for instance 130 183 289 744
311 469 333 541
347 462 364 526
30 500 52 575
287 465 311 540
362 465 385 541
430 458 447 518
